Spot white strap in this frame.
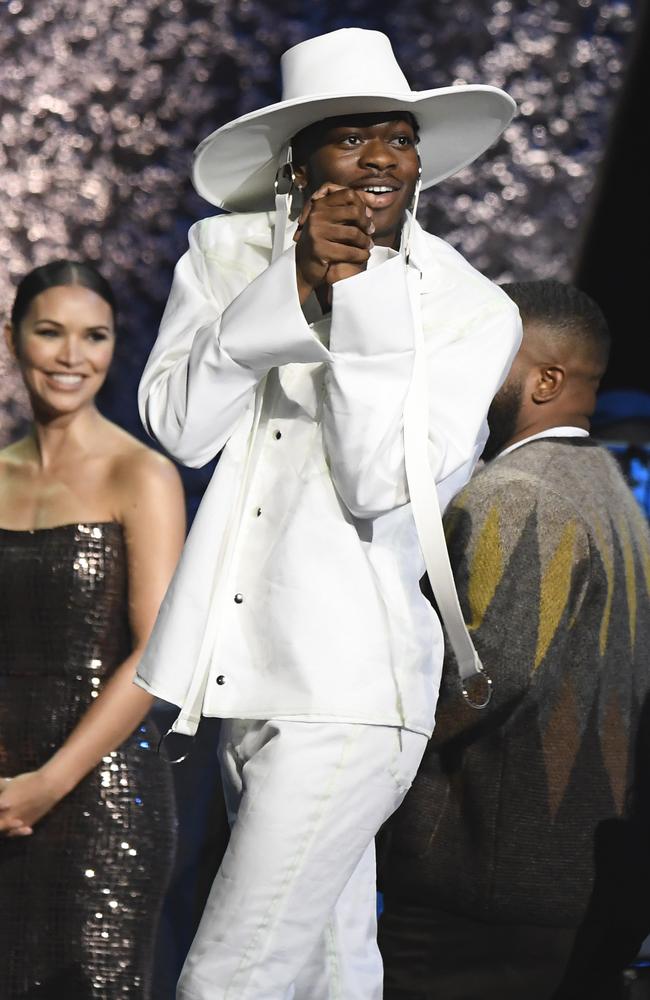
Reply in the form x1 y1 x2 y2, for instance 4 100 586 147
272 143 294 264
403 268 492 709
273 191 289 263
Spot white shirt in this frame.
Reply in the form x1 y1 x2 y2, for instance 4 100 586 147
135 210 522 737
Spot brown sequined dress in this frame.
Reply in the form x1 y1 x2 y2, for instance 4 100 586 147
0 522 177 999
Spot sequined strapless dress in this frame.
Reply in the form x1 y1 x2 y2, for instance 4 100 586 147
0 522 177 999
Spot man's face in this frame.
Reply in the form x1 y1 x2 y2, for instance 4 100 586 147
293 113 420 249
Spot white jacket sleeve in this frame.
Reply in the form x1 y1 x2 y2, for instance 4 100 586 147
322 250 521 518
138 222 330 468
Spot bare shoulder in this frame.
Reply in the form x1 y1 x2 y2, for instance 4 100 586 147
100 427 185 608
101 422 184 519
112 435 183 494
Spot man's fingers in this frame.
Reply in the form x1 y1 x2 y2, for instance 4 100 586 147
309 182 348 201
314 198 373 232
307 187 374 231
317 223 373 251
316 241 371 266
294 185 373 294
295 219 372 261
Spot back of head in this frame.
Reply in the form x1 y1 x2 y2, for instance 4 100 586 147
500 280 610 363
483 279 611 458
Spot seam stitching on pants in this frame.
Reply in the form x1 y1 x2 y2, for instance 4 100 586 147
325 918 341 999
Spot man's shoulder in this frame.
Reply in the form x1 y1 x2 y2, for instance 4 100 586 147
189 210 273 256
413 221 516 311
455 458 544 507
445 452 588 557
452 446 569 515
413 223 473 269
185 211 274 291
453 440 623 523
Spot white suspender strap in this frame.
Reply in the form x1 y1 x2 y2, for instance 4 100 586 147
272 144 295 264
403 267 492 709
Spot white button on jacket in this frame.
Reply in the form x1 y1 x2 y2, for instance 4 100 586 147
135 210 522 737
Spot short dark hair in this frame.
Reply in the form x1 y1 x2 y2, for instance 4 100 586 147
11 259 117 332
500 279 610 362
292 111 420 166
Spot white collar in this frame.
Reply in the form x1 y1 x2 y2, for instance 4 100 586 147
496 426 589 460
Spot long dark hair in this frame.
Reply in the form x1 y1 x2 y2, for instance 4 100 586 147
11 260 117 332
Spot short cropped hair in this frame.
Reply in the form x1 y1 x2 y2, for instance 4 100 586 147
500 279 610 362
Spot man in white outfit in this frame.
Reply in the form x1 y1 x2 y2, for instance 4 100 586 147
135 27 522 1000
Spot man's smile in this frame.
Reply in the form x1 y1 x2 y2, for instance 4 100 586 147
353 181 402 211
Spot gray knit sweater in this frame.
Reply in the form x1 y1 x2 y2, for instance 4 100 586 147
379 437 650 926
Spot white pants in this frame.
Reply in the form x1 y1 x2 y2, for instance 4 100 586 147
176 718 427 1000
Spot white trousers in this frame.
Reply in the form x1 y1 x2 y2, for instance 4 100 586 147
176 718 427 1000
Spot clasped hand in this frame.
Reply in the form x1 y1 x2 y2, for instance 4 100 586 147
0 771 62 837
294 184 375 305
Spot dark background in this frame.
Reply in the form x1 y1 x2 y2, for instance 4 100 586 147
573 0 647 395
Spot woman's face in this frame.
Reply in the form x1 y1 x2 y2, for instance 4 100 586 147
8 284 115 419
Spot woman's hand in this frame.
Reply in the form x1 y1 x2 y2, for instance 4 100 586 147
0 771 63 836
294 183 374 304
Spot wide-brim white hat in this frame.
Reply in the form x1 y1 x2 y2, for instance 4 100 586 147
192 28 516 212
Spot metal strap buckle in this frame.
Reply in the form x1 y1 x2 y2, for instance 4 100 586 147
274 161 296 196
157 726 194 764
461 667 493 710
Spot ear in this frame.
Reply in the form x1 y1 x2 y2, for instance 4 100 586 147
3 323 18 361
293 163 308 192
532 365 565 403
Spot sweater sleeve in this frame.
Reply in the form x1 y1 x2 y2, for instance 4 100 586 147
138 220 330 469
430 472 593 745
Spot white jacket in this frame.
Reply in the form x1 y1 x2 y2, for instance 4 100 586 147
135 210 521 737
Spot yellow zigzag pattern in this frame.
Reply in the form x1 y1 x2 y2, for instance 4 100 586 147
593 517 614 657
639 523 650 599
467 505 503 631
462 494 648 820
618 514 637 650
465 501 645 666
535 522 577 671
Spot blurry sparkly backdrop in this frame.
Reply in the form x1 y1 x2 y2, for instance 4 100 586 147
0 0 644 509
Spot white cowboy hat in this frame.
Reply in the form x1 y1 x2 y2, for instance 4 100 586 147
192 27 516 212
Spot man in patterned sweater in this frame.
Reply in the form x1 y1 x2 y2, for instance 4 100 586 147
377 279 650 999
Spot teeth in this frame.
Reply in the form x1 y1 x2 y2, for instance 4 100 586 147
49 374 83 385
364 187 394 194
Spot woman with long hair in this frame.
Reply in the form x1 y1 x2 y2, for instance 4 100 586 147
0 260 186 997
